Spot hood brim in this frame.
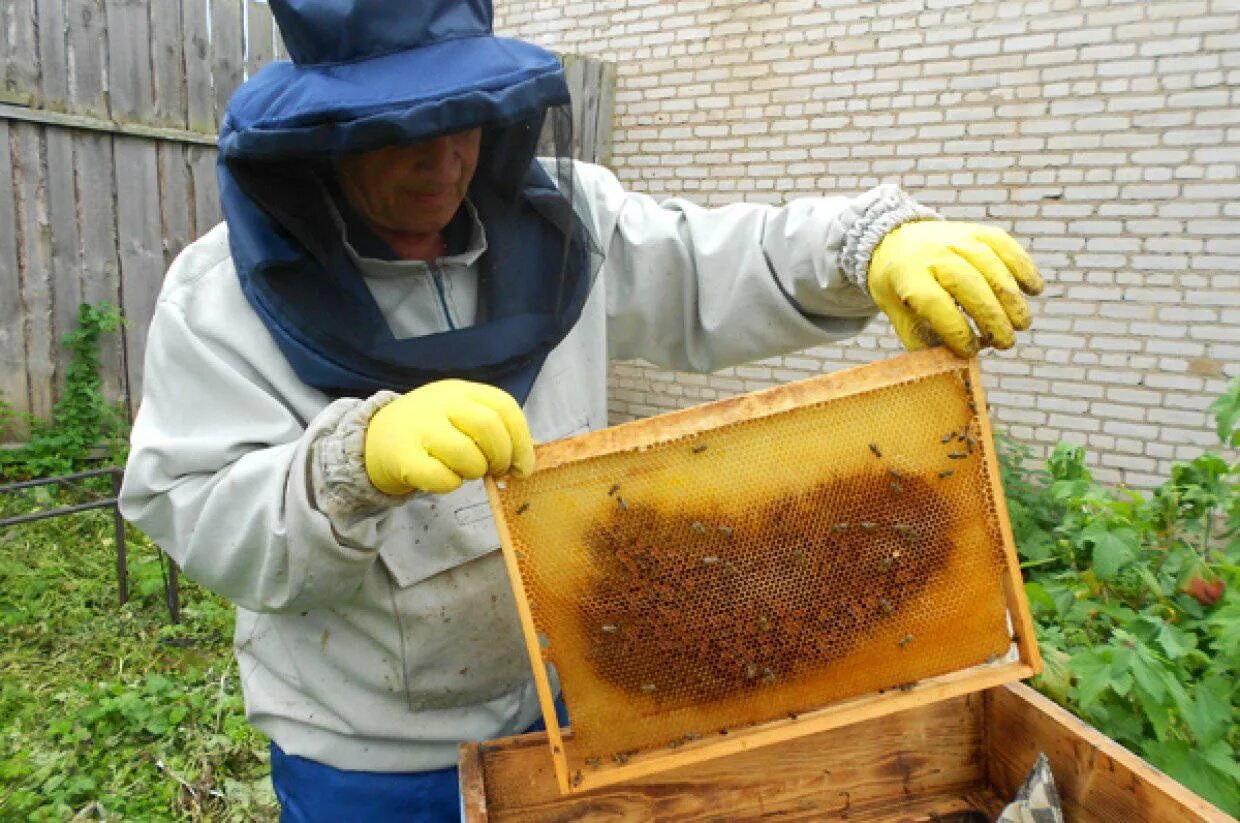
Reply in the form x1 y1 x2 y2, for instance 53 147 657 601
218 34 569 161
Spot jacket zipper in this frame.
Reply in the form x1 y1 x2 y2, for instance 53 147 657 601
428 262 456 331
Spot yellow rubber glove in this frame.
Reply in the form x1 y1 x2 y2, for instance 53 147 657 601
364 380 535 496
867 221 1045 357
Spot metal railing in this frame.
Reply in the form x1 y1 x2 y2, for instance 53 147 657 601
0 467 180 623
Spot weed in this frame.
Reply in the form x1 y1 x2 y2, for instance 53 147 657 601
1 303 127 481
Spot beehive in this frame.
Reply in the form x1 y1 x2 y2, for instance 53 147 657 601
487 348 1040 793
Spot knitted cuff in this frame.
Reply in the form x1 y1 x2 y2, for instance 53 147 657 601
840 184 940 294
311 390 410 521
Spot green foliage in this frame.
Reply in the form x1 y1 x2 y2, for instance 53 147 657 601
1001 375 1240 815
0 494 276 820
1210 379 1240 449
0 300 273 819
0 303 127 481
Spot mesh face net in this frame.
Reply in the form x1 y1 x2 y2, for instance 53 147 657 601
536 101 585 318
466 99 594 330
494 354 1018 774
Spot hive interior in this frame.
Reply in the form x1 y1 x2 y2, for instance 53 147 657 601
494 353 1017 774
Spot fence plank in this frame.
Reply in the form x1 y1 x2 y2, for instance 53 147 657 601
150 0 188 129
211 0 245 122
595 61 617 167
182 0 216 133
188 143 222 236
75 132 126 410
560 55 586 161
37 0 70 110
66 0 109 117
10 123 56 421
151 0 195 329
0 122 30 436
578 59 602 165
35 0 78 406
104 0 155 123
47 129 84 396
1 0 40 105
159 143 195 266
66 1 123 406
246 0 277 76
105 0 161 416
113 136 165 417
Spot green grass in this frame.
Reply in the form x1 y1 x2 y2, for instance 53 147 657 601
0 483 277 821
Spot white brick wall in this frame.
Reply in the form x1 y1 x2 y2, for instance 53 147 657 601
496 0 1240 489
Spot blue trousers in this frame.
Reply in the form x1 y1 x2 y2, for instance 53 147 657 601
271 744 460 822
271 703 568 822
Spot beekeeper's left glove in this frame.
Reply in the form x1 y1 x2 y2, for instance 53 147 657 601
867 221 1044 357
364 379 535 496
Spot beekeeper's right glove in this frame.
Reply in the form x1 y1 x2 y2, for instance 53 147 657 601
364 380 535 496
867 221 1044 357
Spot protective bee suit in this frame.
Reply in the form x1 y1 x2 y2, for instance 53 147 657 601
116 0 978 818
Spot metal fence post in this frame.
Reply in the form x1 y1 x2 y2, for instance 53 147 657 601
110 468 129 605
167 563 181 624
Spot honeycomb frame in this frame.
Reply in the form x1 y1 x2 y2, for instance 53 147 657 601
487 348 1041 794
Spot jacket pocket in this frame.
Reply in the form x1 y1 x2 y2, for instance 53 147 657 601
385 549 531 713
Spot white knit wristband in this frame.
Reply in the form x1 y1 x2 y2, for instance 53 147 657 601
840 184 940 295
312 390 411 519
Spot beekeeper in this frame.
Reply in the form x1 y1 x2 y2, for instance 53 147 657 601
120 0 1044 818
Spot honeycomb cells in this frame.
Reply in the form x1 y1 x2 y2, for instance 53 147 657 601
499 364 1013 765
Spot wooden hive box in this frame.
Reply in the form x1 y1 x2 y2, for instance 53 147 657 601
459 682 1234 822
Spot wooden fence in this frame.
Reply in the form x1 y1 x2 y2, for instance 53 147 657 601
0 0 615 437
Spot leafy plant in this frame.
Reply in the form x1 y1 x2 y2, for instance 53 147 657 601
0 497 276 820
0 302 126 481
1002 376 1240 814
0 302 275 819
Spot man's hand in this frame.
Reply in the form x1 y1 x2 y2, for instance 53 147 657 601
364 380 535 496
867 221 1044 357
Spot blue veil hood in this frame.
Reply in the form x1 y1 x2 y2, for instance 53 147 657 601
217 0 596 403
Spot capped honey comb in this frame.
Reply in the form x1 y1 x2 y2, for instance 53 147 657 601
487 348 1040 793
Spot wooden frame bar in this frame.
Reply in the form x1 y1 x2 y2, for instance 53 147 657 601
969 357 1043 675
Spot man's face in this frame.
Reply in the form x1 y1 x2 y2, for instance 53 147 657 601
337 128 482 235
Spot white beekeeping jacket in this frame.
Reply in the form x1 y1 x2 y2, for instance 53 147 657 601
121 161 931 772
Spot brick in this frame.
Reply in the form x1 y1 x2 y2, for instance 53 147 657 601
1148 408 1208 427
1048 414 1102 433
1100 453 1157 473
1053 382 1105 399
1145 338 1207 356
1003 33 1055 52
1164 392 1215 411
1103 421 1159 439
1106 387 1162 405
1097 59 1155 77
1090 403 1146 422
1139 36 1202 56
1056 27 1113 47
1164 128 1227 145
